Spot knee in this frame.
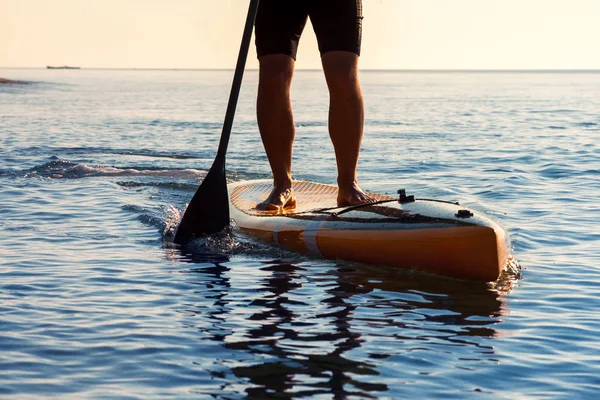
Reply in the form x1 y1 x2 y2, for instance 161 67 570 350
259 54 294 88
322 52 360 93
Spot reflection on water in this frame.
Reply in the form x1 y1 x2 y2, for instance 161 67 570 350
170 243 513 398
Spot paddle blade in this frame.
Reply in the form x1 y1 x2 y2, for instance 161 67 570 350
173 159 229 245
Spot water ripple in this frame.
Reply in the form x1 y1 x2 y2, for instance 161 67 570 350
1 69 599 399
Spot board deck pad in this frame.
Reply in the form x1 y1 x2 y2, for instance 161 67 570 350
230 181 394 216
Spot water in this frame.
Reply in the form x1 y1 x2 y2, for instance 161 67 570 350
1 68 599 399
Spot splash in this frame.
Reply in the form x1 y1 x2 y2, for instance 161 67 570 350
163 204 184 243
163 204 239 253
490 257 522 294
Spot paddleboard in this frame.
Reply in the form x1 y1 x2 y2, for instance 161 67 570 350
228 180 511 282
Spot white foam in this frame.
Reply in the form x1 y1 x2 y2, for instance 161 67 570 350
68 163 206 179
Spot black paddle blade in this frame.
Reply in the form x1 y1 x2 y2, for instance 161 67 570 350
174 158 229 245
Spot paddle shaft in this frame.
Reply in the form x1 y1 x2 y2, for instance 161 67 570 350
216 0 260 160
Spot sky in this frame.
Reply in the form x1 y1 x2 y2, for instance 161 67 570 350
2 0 600 70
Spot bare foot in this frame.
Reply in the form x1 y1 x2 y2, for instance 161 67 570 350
337 181 375 207
256 184 297 211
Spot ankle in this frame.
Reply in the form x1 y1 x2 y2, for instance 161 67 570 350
337 177 359 191
272 176 293 191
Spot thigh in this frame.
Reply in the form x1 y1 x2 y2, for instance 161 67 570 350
255 0 309 60
308 0 363 56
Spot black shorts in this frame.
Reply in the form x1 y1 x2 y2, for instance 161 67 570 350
255 0 363 60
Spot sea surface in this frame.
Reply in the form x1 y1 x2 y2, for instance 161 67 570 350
1 68 599 399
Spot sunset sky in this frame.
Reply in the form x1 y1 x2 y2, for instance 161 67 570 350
2 0 599 70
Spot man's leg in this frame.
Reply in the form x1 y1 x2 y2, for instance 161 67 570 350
256 54 297 210
321 51 372 206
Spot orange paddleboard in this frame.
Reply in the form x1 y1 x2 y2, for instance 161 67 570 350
229 180 511 282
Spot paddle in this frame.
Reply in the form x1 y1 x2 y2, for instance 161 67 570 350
174 0 260 245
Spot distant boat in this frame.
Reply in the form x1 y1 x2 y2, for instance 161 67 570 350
47 66 81 69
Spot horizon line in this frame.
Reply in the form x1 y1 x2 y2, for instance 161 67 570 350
2 66 600 73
